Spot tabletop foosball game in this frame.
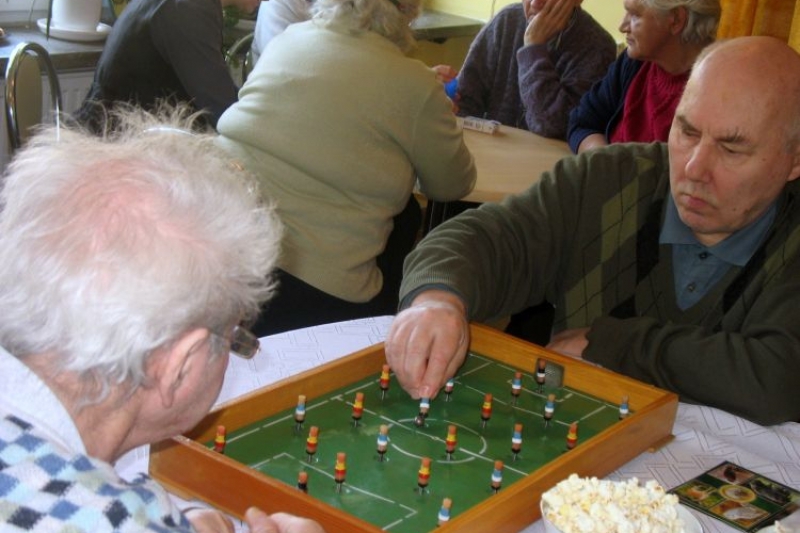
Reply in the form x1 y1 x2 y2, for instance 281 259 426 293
149 324 678 533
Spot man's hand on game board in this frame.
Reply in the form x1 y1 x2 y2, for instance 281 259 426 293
546 327 590 358
385 290 470 400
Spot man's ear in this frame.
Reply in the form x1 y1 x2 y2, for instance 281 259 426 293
155 328 211 409
788 145 800 183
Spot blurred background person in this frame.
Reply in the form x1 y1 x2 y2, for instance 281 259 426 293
74 0 261 133
252 0 313 64
0 108 326 532
457 0 616 139
216 0 475 336
568 0 720 153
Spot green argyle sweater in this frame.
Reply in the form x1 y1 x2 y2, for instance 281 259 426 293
400 142 800 425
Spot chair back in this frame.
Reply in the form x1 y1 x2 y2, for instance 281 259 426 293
225 32 255 87
4 42 63 153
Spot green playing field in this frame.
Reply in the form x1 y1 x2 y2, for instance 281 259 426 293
208 353 628 533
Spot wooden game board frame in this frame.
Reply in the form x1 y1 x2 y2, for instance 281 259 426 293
149 323 678 533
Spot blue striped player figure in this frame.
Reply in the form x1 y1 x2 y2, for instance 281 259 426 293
294 394 306 432
511 423 523 461
511 371 522 405
543 393 555 427
437 498 452 526
490 460 504 493
535 358 547 392
415 397 431 427
376 424 389 462
619 395 630 420
444 378 455 402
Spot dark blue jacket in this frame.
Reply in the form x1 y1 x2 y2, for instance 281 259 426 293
567 50 643 152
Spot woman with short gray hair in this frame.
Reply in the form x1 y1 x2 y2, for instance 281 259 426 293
567 0 721 153
217 0 476 335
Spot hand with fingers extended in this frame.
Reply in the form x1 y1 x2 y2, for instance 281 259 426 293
384 290 470 400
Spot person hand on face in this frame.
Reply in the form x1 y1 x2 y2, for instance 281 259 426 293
523 0 582 46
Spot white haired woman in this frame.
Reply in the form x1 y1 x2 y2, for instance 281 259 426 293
216 0 476 335
567 0 721 153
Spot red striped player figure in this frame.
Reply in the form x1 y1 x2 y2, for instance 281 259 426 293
543 393 556 427
444 425 458 460
376 424 389 462
417 457 432 493
294 394 306 432
352 392 365 427
334 452 347 493
444 378 455 402
511 423 523 461
213 425 226 454
415 397 431 427
379 364 391 400
565 421 578 450
437 497 452 526
511 371 522 405
619 395 630 419
297 471 308 493
306 426 319 463
490 460 504 493
480 393 493 429
535 358 547 392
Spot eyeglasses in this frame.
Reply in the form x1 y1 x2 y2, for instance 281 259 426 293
215 325 260 359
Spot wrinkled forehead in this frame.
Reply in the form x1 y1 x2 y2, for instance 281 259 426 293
679 58 784 137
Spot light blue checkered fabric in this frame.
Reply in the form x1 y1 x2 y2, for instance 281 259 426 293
0 414 193 532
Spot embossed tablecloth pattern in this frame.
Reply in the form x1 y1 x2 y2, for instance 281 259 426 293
116 316 800 533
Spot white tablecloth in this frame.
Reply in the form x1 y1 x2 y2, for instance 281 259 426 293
117 316 800 533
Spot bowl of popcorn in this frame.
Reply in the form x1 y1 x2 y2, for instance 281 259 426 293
540 474 703 533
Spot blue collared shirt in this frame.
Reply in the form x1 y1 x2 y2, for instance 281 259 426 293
660 195 776 310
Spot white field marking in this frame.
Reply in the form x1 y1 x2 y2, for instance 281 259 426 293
227 426 261 443
228 401 334 443
255 452 419 527
457 359 493 378
448 445 528 476
387 418 490 461
580 405 607 421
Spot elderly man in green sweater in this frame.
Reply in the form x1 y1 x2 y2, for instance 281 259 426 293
385 36 800 426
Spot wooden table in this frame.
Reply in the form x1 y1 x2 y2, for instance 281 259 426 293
424 125 572 231
461 125 571 203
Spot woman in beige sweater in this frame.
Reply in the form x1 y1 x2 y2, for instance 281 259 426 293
216 0 476 335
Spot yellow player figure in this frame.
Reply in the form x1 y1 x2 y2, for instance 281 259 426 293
379 364 391 399
566 422 579 450
213 425 226 454
305 426 319 463
445 425 458 460
334 452 347 493
352 391 365 427
480 393 493 428
417 457 432 493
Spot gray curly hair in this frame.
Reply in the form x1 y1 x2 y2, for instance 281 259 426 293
311 0 422 53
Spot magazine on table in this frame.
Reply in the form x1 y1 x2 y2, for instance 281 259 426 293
672 461 800 532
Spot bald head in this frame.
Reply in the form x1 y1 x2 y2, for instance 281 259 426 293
688 36 800 149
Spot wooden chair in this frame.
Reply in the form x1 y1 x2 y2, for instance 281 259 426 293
4 42 63 153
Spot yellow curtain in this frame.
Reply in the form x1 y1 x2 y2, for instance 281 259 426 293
717 0 800 53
